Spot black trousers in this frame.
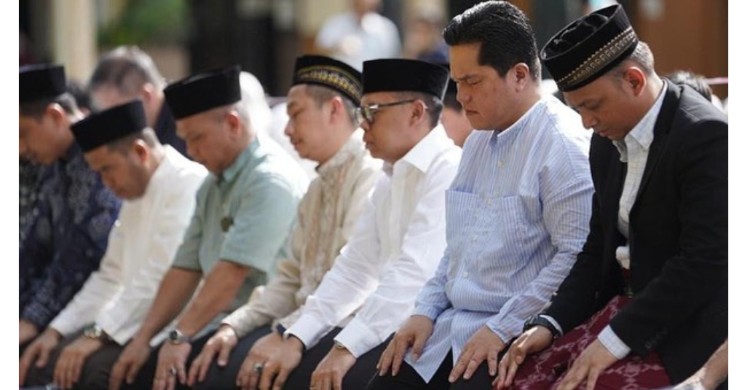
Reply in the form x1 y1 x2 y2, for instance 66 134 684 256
366 351 498 390
194 326 389 390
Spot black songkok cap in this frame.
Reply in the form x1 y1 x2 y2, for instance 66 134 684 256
71 100 147 153
540 4 639 92
292 55 363 105
20 64 67 103
362 59 450 99
164 65 241 120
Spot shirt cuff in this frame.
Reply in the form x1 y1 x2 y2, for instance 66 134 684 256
285 314 328 350
598 325 631 359
411 304 443 322
333 317 381 358
540 315 564 336
49 315 81 339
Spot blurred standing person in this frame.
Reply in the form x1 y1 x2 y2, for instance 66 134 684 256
403 6 449 64
495 4 727 390
108 65 308 390
20 100 206 390
20 31 35 65
19 64 121 349
315 0 401 71
88 46 188 157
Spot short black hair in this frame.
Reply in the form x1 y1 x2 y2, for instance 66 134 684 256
305 84 358 126
19 93 79 119
396 91 444 129
89 46 165 97
443 1 541 80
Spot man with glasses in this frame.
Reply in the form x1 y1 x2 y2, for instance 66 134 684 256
250 58 461 390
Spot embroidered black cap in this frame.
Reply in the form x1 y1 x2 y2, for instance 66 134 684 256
362 59 450 99
540 4 639 92
292 55 363 105
20 64 67 103
71 100 147 152
164 65 242 120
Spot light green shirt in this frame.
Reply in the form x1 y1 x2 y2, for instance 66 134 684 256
173 137 309 310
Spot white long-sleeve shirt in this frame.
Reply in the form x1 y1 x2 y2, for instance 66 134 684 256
286 126 461 358
49 146 207 345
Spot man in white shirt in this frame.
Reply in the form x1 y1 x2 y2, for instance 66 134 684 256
315 0 401 70
19 100 207 390
249 59 461 390
183 54 381 390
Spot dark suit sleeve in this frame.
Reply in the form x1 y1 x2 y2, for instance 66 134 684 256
610 118 728 356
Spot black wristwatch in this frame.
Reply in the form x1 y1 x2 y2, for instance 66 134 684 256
83 324 114 343
523 314 562 339
168 328 191 345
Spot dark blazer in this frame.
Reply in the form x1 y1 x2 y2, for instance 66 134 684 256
544 80 728 386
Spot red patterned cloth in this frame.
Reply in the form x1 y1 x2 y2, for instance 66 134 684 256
511 296 672 390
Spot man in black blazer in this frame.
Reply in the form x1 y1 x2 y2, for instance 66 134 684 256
494 4 727 390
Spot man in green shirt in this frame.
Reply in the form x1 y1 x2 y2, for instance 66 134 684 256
109 65 309 390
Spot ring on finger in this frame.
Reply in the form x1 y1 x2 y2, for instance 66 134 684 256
169 366 178 376
253 362 264 374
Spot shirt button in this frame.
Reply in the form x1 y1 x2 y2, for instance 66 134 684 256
496 161 503 168
472 235 478 242
463 271 469 278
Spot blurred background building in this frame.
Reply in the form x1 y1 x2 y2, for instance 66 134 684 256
19 0 728 99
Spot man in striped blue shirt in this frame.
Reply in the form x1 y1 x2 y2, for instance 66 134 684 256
371 2 594 389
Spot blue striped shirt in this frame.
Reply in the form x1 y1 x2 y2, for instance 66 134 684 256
407 96 594 380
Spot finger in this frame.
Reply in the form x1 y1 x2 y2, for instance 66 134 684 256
177 362 188 385
462 351 483 380
125 357 146 385
321 374 332 390
108 362 125 390
557 363 586 390
35 345 50 367
448 349 471 382
391 337 410 376
487 350 499 377
19 351 35 385
235 359 251 389
411 331 429 361
377 342 394 376
258 362 276 390
333 370 344 390
70 355 85 389
585 367 601 390
271 366 291 390
247 363 262 390
218 341 234 367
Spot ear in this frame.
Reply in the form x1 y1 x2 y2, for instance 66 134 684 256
140 83 156 104
328 96 344 124
132 139 150 164
622 67 647 97
45 103 68 130
410 99 427 126
510 63 531 92
226 110 242 136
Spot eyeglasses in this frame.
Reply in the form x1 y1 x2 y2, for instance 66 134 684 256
356 99 417 124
